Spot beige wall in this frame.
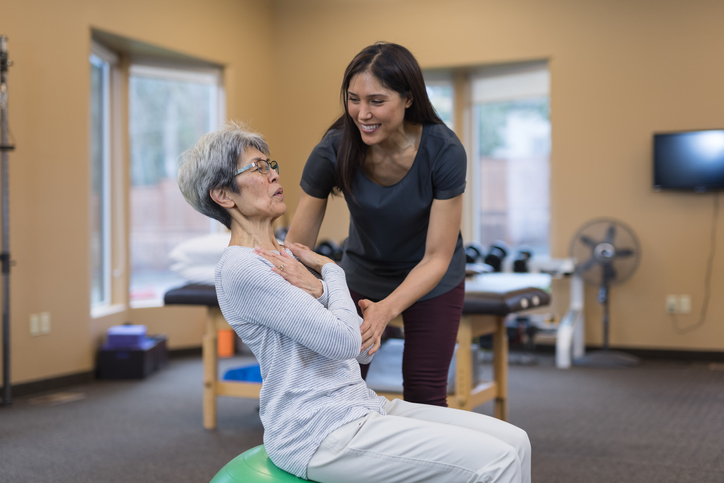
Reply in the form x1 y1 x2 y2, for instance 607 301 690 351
2 0 724 387
1 0 276 385
270 0 724 353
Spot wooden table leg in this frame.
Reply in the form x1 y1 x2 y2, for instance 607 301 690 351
454 317 474 410
203 308 219 429
493 316 508 421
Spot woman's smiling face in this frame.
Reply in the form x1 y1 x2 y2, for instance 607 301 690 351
346 71 412 146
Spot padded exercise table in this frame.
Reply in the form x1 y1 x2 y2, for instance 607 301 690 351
164 274 550 429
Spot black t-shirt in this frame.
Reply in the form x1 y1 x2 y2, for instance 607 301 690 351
300 122 467 301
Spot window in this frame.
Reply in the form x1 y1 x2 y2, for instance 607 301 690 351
89 44 117 308
424 72 455 131
128 64 223 306
471 63 551 257
424 63 551 260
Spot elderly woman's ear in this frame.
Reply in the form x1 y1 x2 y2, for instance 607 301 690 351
210 187 236 209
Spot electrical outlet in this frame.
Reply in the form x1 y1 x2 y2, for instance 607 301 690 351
679 295 691 314
666 295 678 314
40 312 51 334
30 314 40 336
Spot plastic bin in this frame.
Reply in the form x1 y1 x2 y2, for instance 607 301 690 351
223 364 262 383
106 325 147 348
97 335 168 379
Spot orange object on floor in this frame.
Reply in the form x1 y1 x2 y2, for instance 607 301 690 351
217 329 235 358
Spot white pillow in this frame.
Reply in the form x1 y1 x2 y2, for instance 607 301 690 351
168 232 231 285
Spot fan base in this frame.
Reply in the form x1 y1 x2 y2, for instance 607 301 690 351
573 350 640 368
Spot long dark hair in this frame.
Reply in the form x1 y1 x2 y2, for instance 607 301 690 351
328 42 443 195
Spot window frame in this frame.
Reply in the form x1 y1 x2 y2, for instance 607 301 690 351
469 61 551 258
89 42 118 314
423 62 551 261
423 70 456 131
129 61 224 127
127 61 225 308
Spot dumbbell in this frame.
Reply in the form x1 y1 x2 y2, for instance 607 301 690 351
513 248 533 273
464 242 486 263
314 240 343 262
484 241 509 272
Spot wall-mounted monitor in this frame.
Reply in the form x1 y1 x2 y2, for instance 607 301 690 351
653 129 724 192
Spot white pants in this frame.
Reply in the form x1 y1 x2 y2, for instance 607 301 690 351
307 398 531 483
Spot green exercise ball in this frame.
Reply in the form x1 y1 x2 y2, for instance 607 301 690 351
210 445 306 483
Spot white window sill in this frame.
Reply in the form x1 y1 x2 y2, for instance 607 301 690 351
130 298 164 309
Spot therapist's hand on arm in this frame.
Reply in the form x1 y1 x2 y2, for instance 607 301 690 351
359 194 463 355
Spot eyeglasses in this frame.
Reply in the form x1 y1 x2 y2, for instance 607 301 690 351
234 158 280 177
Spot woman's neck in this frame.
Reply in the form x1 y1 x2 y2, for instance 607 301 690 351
370 121 421 157
228 219 283 251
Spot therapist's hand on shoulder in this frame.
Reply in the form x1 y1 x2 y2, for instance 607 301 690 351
359 299 393 355
254 244 333 299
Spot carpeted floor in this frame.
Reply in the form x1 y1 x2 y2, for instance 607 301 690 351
1 352 722 482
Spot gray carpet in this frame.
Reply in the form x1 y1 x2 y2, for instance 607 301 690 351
1 353 723 482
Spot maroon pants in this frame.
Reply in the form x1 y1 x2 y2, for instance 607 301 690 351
350 279 465 407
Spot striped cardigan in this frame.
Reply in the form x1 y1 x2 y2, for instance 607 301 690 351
215 246 387 478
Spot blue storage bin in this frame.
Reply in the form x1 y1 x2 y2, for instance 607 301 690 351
98 335 168 379
106 325 147 348
223 364 262 383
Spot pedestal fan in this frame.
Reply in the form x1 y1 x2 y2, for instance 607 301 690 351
570 217 641 367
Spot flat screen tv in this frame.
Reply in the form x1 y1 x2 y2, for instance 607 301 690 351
653 129 724 192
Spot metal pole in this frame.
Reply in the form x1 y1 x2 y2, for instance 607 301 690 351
1 35 13 407
598 282 610 352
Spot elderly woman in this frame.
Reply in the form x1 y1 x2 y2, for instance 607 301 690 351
177 122 531 483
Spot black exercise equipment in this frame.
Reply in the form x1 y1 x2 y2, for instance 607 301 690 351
1 36 13 407
314 240 343 262
484 241 509 272
464 242 486 264
513 248 533 273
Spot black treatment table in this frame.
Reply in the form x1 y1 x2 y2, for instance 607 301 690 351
164 274 550 429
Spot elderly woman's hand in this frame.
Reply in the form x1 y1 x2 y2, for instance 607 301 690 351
285 242 335 273
254 244 333 299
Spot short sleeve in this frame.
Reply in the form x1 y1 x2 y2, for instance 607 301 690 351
300 130 341 199
432 130 467 200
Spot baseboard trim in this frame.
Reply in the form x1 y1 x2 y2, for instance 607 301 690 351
4 371 96 399
168 346 202 358
610 347 724 362
527 343 724 362
1 347 204 400
4 344 721 400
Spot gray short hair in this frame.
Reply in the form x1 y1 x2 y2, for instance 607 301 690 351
178 121 270 229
